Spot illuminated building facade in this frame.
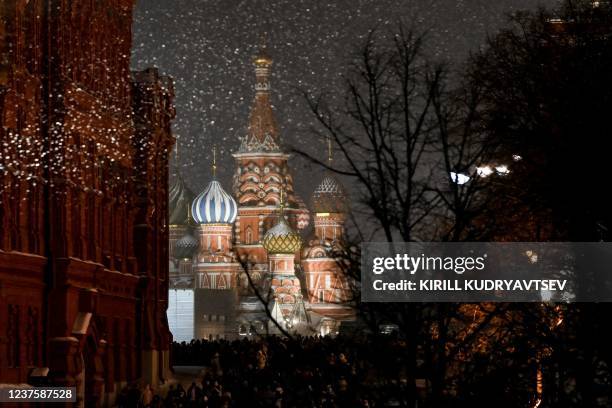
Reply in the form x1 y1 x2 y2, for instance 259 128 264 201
167 44 354 339
1 1 174 405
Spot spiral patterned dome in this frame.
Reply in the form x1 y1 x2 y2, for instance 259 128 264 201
262 216 302 254
311 174 348 214
174 229 199 260
169 174 195 225
191 179 238 224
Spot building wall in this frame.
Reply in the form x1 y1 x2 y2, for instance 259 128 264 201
167 289 194 343
0 0 46 386
0 1 173 405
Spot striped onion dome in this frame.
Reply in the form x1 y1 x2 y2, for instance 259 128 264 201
191 179 238 224
174 229 199 260
311 173 348 214
262 216 302 254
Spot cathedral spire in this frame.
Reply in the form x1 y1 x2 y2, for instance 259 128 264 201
239 35 280 153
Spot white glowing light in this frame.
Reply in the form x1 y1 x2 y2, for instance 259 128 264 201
450 172 470 185
495 165 510 175
512 154 522 162
526 250 538 263
476 166 493 177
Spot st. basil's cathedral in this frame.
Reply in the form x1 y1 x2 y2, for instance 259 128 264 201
168 44 355 341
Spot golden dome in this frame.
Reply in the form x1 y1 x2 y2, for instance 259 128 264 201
262 193 302 254
262 217 302 254
253 34 272 67
254 51 272 67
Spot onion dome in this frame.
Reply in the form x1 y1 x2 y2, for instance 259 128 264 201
174 229 199 260
253 41 272 67
191 179 238 224
262 194 302 254
262 217 302 254
311 174 348 214
191 145 238 224
169 174 195 225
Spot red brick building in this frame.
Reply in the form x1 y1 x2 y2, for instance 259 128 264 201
1 1 174 405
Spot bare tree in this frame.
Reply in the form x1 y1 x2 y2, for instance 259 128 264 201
293 20 553 407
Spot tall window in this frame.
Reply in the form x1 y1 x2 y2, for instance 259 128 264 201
245 226 253 244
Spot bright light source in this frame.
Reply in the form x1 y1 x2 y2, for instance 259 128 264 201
495 165 510 175
512 154 522 162
476 166 493 177
525 250 538 263
450 172 470 185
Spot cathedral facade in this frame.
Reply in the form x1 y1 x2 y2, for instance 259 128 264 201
168 45 355 341
1 1 173 405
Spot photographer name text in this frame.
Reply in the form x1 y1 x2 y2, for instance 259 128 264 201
372 279 567 292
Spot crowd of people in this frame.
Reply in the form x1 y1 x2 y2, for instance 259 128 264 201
117 334 413 407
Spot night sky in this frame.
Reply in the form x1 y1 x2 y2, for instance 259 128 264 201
131 0 559 201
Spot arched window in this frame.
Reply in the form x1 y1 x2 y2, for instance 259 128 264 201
245 226 253 244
